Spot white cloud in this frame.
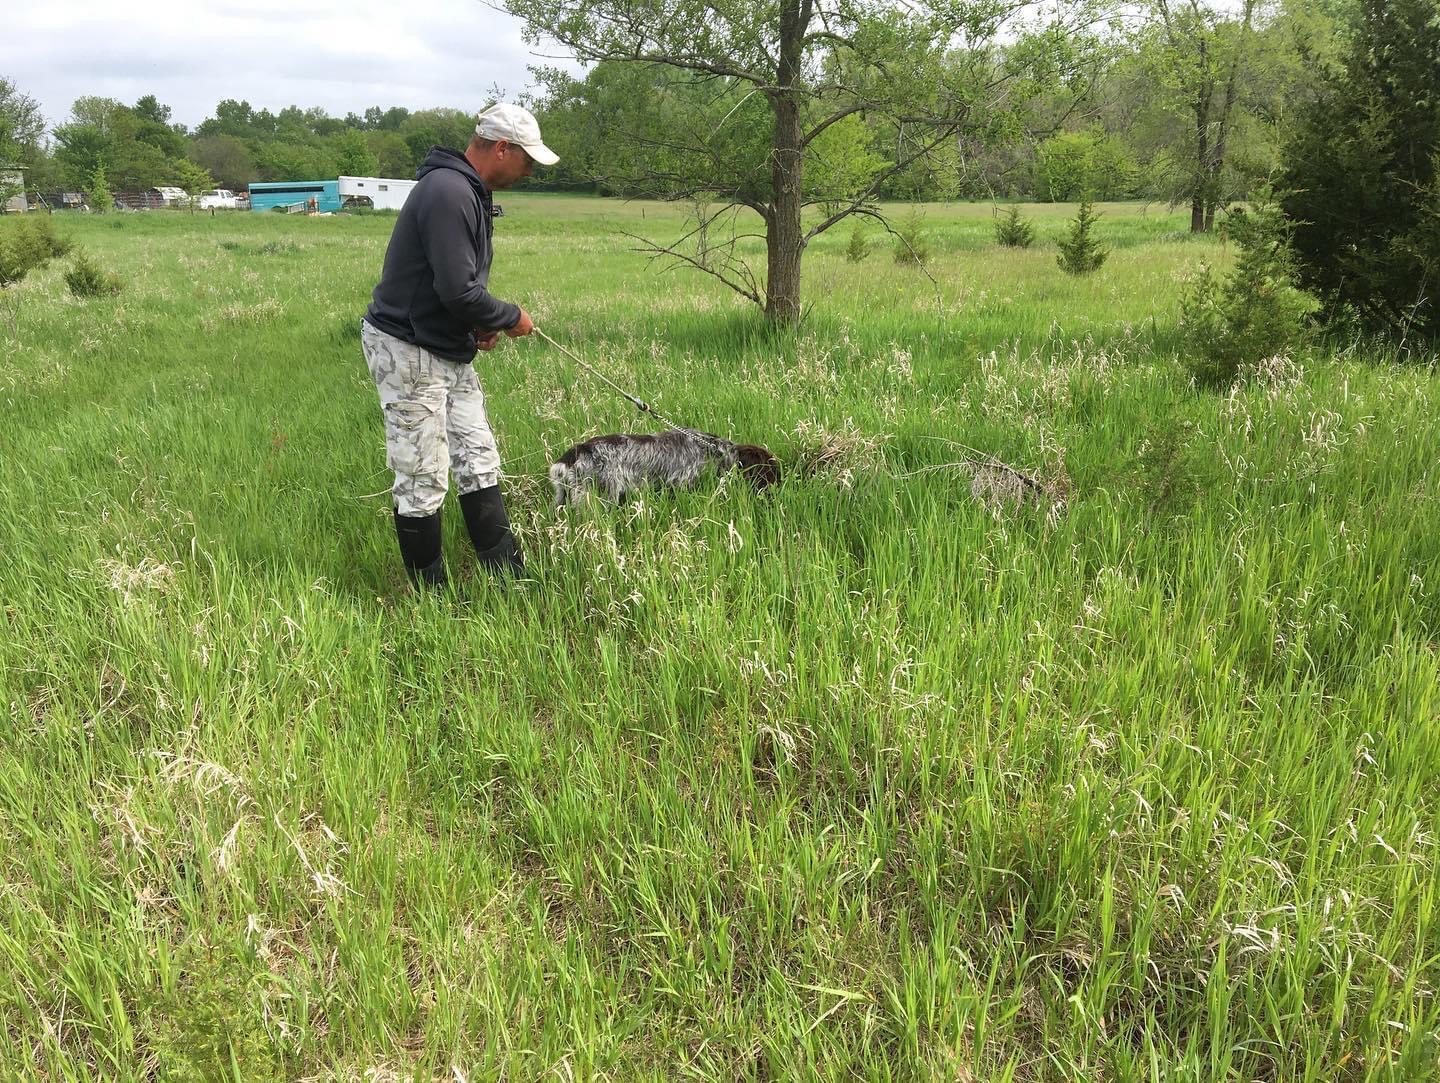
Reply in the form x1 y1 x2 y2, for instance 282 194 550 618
1 0 576 129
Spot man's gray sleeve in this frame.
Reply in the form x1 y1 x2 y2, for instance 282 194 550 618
416 174 521 331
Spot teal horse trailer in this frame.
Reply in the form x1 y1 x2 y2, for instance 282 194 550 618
248 180 342 213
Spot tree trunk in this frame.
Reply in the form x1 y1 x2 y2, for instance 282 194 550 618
765 103 804 325
1191 35 1212 233
1204 0 1253 234
764 0 808 325
1190 95 1209 232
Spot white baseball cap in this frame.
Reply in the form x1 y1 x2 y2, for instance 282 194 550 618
475 103 559 166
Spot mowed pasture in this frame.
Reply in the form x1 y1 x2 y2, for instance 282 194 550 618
2 197 1438 1080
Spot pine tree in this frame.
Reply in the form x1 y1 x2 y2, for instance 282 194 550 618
1057 200 1107 275
844 224 870 262
1281 0 1440 341
892 207 930 266
994 205 1035 248
64 249 124 298
88 165 113 214
1180 194 1320 385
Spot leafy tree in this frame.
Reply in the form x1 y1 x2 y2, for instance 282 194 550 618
190 135 257 191
1281 0 1440 341
332 130 379 177
1035 129 1137 201
0 78 43 146
357 105 411 131
0 76 46 198
507 0 1106 324
258 143 331 182
53 98 124 187
532 61 677 193
400 108 475 166
115 141 178 191
132 95 170 126
196 99 260 139
21 152 60 194
305 107 346 138
172 159 215 212
272 106 307 140
803 113 890 208
54 97 183 190
1057 199 1108 274
131 95 188 160
1138 0 1264 231
365 131 414 178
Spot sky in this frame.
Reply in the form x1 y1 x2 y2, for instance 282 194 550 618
2 0 580 131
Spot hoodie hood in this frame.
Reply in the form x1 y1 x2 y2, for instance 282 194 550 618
416 146 490 197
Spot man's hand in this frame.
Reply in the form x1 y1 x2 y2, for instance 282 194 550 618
475 331 501 352
506 307 535 337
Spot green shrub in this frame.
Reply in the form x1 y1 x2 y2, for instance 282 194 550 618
0 216 66 288
993 205 1035 248
1035 129 1138 202
844 223 870 262
63 249 124 298
32 216 72 258
1179 195 1319 387
892 207 930 265
1057 200 1107 275
136 946 286 1081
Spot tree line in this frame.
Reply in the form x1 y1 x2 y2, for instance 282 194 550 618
0 0 1350 207
2 0 1436 338
0 89 487 195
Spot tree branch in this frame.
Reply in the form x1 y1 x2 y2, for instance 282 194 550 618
619 200 766 307
799 104 869 150
801 119 965 243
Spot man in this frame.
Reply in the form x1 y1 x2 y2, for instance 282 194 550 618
361 102 558 588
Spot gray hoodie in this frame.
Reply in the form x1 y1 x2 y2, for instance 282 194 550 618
364 147 521 363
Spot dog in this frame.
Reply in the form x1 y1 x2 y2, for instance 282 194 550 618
549 429 780 506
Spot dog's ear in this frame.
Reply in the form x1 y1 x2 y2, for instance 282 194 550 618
736 445 781 488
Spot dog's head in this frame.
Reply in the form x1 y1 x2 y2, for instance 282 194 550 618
735 444 781 489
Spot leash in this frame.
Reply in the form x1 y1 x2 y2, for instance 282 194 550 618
532 327 724 449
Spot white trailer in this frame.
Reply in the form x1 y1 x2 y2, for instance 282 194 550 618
338 176 418 211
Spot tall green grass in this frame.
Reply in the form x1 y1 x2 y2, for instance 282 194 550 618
1 199 1436 1080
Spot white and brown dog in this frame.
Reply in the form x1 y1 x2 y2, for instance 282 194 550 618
549 430 780 506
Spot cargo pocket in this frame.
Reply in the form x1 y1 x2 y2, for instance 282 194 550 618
382 398 446 477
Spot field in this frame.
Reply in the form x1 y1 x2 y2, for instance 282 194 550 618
2 197 1438 1080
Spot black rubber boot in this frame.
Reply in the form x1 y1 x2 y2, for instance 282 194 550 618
393 509 447 588
459 485 525 576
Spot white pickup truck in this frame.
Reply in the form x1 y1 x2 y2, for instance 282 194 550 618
197 189 239 210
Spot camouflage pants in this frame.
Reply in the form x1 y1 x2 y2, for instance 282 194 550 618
361 320 502 516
